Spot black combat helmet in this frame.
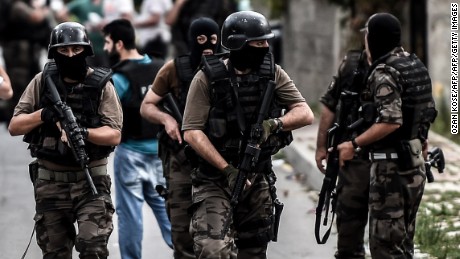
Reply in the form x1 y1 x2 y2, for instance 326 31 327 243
47 22 94 58
221 11 274 51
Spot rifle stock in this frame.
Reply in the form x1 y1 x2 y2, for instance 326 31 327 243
45 76 98 195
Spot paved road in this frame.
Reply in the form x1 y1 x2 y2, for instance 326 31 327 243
0 123 337 258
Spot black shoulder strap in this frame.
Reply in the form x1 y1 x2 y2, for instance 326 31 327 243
85 67 113 89
40 62 63 100
174 56 195 83
201 54 229 82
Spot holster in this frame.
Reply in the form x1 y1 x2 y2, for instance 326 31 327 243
28 159 39 184
396 139 424 170
272 199 284 242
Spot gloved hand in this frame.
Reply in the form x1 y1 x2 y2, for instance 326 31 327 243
40 107 59 123
259 119 278 144
223 164 239 190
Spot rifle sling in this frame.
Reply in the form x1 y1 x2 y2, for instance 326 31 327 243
314 190 336 244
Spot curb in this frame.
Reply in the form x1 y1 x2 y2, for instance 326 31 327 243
284 123 460 191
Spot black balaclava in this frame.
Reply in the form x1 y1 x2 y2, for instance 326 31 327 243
366 13 401 61
54 51 88 82
188 17 219 69
229 44 269 71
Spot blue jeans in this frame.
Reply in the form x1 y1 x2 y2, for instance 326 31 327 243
114 145 172 259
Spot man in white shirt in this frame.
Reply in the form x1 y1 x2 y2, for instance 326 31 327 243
133 0 173 59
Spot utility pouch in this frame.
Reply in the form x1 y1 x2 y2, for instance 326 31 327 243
208 118 227 139
28 159 39 184
396 139 424 170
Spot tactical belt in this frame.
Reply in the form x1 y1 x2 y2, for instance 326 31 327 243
370 152 398 161
37 165 107 182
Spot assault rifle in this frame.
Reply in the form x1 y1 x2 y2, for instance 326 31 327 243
162 92 183 123
155 92 183 199
315 52 366 244
157 92 184 152
45 76 98 195
220 79 280 239
425 147 445 183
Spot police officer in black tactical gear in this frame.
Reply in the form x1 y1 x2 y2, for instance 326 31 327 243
140 17 221 259
8 22 123 258
337 13 437 258
181 11 314 258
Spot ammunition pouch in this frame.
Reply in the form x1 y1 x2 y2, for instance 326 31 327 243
396 139 424 171
208 108 228 140
28 159 39 184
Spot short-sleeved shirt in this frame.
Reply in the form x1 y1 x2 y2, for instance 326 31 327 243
366 47 404 125
134 0 173 47
103 0 134 22
182 63 306 131
14 70 123 131
150 59 181 97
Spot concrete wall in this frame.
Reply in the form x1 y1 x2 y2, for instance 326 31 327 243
251 0 451 108
427 0 453 101
282 0 340 107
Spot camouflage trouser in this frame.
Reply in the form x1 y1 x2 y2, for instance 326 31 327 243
335 158 371 259
190 170 273 259
34 171 114 259
160 147 195 259
368 160 425 259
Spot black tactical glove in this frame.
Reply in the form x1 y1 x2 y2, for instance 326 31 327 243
40 107 59 123
258 119 278 144
223 164 239 190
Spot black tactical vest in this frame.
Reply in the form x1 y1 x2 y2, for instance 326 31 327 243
370 53 436 148
201 53 293 171
112 58 163 141
26 62 114 166
174 55 196 111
